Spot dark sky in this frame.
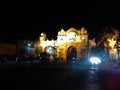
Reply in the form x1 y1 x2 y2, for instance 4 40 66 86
0 2 120 43
31 2 120 40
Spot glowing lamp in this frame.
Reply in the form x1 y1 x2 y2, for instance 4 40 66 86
90 57 101 64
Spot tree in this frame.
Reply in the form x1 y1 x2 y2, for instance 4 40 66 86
18 48 25 56
99 26 119 49
35 46 42 57
98 26 120 60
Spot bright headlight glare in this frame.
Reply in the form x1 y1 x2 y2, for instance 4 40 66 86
90 57 101 64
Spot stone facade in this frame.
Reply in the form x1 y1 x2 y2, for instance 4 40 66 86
39 27 89 61
0 43 16 56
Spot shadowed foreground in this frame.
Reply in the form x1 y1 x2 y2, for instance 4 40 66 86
0 61 120 90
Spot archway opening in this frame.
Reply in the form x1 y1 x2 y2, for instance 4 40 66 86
67 46 77 61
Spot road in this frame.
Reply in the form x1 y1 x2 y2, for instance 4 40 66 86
0 61 120 90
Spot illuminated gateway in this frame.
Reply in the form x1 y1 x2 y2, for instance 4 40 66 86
38 27 89 61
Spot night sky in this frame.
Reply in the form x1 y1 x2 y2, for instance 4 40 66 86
32 4 120 41
0 2 120 43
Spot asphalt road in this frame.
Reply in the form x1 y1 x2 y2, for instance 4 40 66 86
0 61 120 90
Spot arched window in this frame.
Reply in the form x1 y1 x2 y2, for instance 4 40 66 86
67 32 77 41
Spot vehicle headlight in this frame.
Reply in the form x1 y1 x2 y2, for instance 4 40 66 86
90 57 101 64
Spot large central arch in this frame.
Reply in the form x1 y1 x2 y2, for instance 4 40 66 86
67 46 77 61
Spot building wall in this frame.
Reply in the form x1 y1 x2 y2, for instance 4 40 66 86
56 27 88 61
57 40 88 61
39 27 89 61
0 43 16 56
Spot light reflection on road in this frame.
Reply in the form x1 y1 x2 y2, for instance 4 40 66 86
84 64 100 90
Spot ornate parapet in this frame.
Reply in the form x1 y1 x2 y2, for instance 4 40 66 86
38 27 89 61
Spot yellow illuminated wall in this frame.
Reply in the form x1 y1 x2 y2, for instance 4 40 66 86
39 27 89 61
